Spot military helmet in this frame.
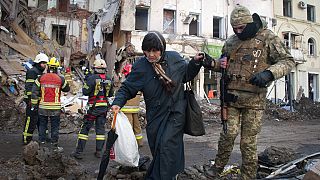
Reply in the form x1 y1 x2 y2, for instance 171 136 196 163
47 57 60 68
230 4 253 27
93 59 107 69
34 53 49 63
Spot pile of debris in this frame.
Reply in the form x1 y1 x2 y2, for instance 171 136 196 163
264 97 320 122
0 141 90 179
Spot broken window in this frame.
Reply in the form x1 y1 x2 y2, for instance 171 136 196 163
307 5 315 22
52 25 66 46
189 15 199 36
308 38 315 56
283 32 299 49
213 17 222 38
283 0 292 17
135 7 149 31
38 0 48 11
163 9 175 34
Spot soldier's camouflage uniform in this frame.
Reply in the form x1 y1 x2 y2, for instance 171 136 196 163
210 5 295 180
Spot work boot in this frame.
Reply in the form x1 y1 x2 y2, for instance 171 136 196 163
204 164 224 179
94 151 102 158
71 151 84 159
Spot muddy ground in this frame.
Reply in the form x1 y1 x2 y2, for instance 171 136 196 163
0 96 319 179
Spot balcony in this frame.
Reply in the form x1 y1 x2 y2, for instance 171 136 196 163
290 48 306 64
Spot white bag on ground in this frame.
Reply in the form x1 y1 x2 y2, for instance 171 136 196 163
113 111 140 167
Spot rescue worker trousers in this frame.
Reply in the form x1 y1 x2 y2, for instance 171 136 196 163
214 107 263 180
22 102 38 144
38 115 60 144
124 112 143 146
75 113 106 153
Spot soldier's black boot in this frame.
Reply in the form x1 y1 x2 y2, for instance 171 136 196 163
204 165 224 179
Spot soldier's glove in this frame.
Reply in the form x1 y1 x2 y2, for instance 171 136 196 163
249 70 274 88
202 53 214 69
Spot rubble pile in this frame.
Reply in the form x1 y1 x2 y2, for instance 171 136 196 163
264 101 304 121
0 93 25 132
294 97 320 119
199 99 220 119
0 141 90 179
264 97 320 121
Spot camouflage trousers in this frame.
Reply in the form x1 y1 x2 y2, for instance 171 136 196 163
214 106 263 180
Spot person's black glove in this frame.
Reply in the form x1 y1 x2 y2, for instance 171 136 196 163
249 70 274 87
202 53 214 69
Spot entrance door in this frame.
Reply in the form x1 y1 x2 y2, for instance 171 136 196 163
308 73 319 101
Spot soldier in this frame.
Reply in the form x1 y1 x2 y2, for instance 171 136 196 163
71 58 113 159
203 4 295 180
22 53 48 145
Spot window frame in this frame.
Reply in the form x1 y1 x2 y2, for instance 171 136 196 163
135 7 149 31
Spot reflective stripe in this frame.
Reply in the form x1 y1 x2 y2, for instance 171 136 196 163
23 132 33 136
89 102 108 107
55 87 59 103
35 79 40 87
23 116 32 143
26 79 35 83
83 83 89 89
31 99 38 105
26 91 32 95
78 134 88 140
135 135 143 140
62 80 67 89
39 105 61 110
40 87 45 102
121 108 140 113
96 135 105 140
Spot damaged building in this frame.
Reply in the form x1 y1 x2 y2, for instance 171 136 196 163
1 0 320 104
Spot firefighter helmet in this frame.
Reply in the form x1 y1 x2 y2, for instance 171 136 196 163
47 57 60 68
34 53 49 63
230 4 253 27
122 64 132 76
93 59 107 69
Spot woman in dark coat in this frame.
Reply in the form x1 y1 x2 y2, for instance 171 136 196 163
111 31 203 179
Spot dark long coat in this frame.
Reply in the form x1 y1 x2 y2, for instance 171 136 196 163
112 51 202 179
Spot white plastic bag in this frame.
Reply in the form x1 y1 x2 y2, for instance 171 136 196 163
113 112 140 167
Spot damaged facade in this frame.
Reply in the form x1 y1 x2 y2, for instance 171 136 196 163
0 0 319 103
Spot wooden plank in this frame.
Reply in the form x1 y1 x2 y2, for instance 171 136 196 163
1 41 37 58
0 0 11 13
10 21 36 46
0 59 21 75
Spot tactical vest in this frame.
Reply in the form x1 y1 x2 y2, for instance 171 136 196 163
38 73 63 110
88 76 112 108
227 29 269 93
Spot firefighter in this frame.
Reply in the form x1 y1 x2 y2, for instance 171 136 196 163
31 57 70 151
22 53 48 145
121 64 143 147
71 58 113 159
64 67 77 95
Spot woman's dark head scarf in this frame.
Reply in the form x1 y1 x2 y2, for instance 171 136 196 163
142 31 175 92
142 31 166 63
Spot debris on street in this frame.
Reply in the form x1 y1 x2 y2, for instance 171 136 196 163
0 141 90 179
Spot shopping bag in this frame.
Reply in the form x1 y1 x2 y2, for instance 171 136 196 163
113 111 140 167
